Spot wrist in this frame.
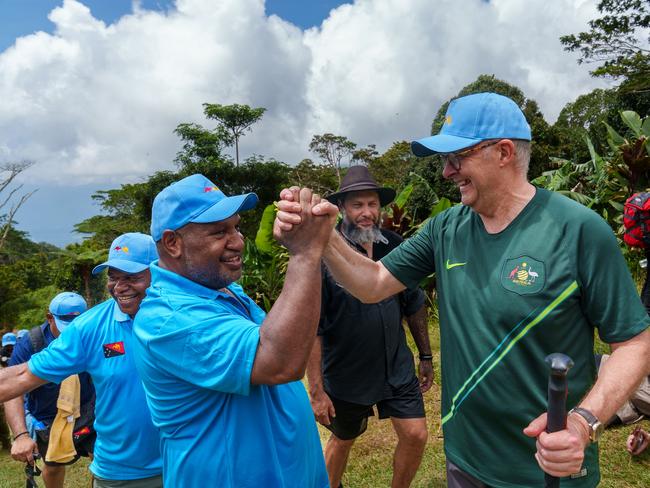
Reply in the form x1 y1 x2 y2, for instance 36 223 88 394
568 409 596 445
419 353 433 361
288 250 323 265
12 431 29 441
308 384 325 395
569 406 604 443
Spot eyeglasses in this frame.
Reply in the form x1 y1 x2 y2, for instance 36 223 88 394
441 140 500 171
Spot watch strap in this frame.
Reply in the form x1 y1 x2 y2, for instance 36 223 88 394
569 407 603 442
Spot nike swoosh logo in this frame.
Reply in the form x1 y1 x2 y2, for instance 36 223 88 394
446 259 466 270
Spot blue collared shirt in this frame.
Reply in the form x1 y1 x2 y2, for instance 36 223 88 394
132 262 328 488
29 299 162 480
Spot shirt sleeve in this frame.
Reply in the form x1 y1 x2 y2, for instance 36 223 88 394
400 286 426 317
381 218 437 290
151 304 261 396
28 324 88 384
577 213 650 343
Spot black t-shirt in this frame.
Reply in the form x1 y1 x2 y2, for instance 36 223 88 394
318 227 425 405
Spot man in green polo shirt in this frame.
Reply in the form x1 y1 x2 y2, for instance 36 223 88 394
275 92 650 487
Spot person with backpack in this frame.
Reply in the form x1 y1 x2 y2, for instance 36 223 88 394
0 233 162 488
4 292 95 488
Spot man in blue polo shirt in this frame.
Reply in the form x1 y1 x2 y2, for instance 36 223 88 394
5 292 94 488
132 174 332 487
0 233 162 488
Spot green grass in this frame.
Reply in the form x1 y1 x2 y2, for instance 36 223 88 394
1 318 648 487
0 453 91 487
322 389 650 487
322 316 650 487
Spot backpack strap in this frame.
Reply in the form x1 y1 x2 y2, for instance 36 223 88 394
28 326 46 354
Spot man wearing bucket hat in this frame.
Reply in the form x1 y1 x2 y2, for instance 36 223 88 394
306 166 431 488
0 233 163 488
276 92 650 487
131 173 331 487
4 291 95 488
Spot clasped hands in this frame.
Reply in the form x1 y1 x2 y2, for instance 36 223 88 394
273 187 338 256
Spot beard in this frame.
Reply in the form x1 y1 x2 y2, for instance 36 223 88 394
341 215 386 246
181 256 240 291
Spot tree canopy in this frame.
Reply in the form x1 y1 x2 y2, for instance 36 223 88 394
560 0 650 92
202 103 266 166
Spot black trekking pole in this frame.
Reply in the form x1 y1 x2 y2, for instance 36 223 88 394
544 353 574 488
24 453 41 488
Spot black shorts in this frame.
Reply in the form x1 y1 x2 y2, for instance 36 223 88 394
325 377 425 441
36 427 96 467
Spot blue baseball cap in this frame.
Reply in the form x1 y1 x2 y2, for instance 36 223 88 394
2 332 17 347
151 174 258 242
92 233 158 275
48 292 87 332
17 329 28 340
411 92 531 157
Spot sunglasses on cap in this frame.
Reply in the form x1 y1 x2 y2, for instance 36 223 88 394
442 140 500 171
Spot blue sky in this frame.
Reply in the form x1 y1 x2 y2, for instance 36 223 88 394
0 0 604 247
0 0 348 52
1 0 351 246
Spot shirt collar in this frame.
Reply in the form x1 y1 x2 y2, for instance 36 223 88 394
42 321 56 344
112 299 131 323
150 261 233 300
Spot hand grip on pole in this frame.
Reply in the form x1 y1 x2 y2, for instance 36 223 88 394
544 352 574 488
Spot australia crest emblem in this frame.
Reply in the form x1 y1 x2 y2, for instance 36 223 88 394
501 256 545 295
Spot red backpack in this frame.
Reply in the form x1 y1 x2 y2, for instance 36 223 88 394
623 193 650 248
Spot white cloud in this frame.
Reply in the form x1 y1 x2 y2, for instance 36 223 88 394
0 0 609 186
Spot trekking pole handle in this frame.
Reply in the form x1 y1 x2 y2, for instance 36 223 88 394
544 353 574 488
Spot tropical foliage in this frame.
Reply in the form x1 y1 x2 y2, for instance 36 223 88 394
2 0 649 333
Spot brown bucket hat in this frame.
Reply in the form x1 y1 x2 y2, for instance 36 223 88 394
326 166 396 207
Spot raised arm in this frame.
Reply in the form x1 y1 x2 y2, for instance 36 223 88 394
250 188 337 385
323 230 406 302
275 187 405 303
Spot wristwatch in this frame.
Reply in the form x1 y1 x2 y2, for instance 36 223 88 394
569 407 604 443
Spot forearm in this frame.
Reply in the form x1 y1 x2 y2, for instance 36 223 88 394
578 329 650 423
323 231 403 303
4 397 27 436
406 306 431 356
306 337 324 394
0 364 45 403
252 253 323 384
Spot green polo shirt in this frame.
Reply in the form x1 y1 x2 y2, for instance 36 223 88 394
382 188 649 487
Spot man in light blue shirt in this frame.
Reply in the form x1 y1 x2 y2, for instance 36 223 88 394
132 174 333 487
0 233 163 488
